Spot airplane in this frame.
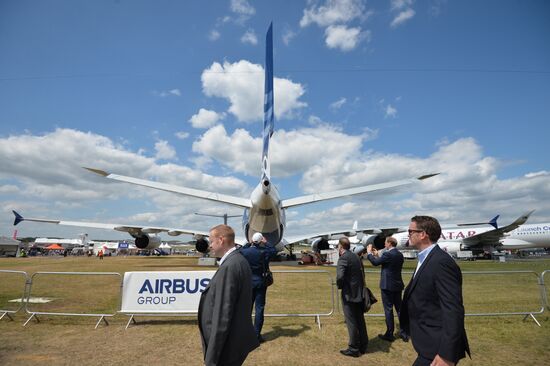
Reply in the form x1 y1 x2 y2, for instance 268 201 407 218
11 23 437 254
388 210 550 256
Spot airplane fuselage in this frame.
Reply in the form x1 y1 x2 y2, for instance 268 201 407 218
393 223 550 253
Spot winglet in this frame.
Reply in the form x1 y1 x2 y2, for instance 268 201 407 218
513 209 535 226
488 215 500 229
418 173 440 180
13 210 24 226
83 167 109 176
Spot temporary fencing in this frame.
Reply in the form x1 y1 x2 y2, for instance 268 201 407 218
23 271 122 329
0 270 30 321
1 268 549 329
364 269 546 327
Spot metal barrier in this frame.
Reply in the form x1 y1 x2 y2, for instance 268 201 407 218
265 270 335 329
0 270 30 321
362 269 545 327
24 272 122 329
122 269 335 330
462 271 545 327
541 270 550 311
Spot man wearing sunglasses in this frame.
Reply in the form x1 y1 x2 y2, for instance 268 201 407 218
400 216 470 366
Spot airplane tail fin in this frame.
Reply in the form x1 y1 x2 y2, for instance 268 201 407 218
262 22 274 181
457 214 500 229
13 210 24 226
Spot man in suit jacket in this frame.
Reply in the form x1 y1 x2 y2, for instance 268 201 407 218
198 225 260 366
239 232 278 343
400 216 470 366
336 237 368 358
365 236 407 342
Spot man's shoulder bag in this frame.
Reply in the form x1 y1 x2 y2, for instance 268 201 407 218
362 286 378 313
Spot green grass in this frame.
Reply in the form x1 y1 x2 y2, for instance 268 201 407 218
0 256 549 366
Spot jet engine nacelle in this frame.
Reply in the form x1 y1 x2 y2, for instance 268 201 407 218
134 234 161 250
195 237 209 253
436 241 462 254
311 238 330 252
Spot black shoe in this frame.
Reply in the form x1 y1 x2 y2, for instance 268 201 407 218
360 349 368 355
399 333 409 342
340 349 361 358
378 333 396 342
258 336 265 343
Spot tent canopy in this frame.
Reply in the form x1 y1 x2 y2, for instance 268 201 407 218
45 243 63 250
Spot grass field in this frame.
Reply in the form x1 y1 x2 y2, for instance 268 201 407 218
1 256 549 366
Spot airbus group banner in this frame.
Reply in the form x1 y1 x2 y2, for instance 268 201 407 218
121 271 215 313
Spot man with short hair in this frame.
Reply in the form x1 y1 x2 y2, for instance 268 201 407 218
400 216 470 366
198 225 259 366
366 236 408 342
240 232 277 343
336 237 368 358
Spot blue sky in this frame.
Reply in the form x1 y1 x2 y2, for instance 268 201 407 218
0 0 549 240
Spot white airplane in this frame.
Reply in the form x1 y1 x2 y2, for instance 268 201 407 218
389 210 550 256
12 23 436 254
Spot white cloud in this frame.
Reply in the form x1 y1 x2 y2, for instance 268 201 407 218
241 29 258 45
175 131 190 140
391 0 414 11
385 104 397 118
152 89 181 97
325 25 369 51
192 123 363 178
189 108 226 129
391 8 416 28
231 0 255 16
154 140 177 161
209 30 220 41
300 0 366 28
282 28 296 45
201 60 307 123
330 97 347 110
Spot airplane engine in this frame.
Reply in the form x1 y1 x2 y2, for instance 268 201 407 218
437 241 462 254
195 237 209 253
134 234 161 250
311 238 330 252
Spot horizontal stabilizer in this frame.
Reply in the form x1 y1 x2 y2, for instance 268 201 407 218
84 167 252 208
281 173 438 209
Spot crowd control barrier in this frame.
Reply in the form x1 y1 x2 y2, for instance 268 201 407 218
0 270 30 321
119 270 335 329
265 270 335 329
541 270 550 311
24 272 122 329
363 269 546 327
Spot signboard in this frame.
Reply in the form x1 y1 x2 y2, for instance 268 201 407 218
118 242 129 249
121 271 215 313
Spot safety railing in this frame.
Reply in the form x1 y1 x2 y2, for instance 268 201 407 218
0 270 30 321
541 270 550 311
265 270 335 329
24 272 122 329
362 269 545 327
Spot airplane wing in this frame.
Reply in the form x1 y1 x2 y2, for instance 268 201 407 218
12 210 209 238
84 168 252 208
280 174 439 208
462 210 535 247
283 227 404 246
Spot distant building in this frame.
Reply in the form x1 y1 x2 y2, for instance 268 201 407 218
0 236 21 257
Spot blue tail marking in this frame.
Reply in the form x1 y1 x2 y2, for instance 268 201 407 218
13 210 24 226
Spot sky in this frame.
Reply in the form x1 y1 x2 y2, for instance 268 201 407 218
0 0 549 241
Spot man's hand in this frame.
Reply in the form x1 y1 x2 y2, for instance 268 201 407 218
430 355 455 366
366 244 373 254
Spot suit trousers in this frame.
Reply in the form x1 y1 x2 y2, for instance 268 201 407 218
252 286 267 338
342 299 368 353
381 289 404 336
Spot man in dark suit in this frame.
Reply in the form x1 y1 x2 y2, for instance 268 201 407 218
198 225 259 366
240 232 278 343
365 236 408 342
336 237 368 358
400 216 470 366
